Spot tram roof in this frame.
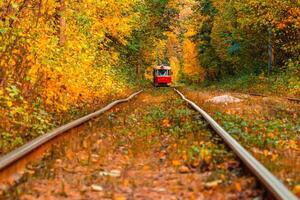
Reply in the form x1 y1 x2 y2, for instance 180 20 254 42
154 65 171 70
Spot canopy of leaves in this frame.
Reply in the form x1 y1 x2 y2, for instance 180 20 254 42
0 0 170 153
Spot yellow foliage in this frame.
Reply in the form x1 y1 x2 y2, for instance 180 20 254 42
170 56 180 82
183 39 205 81
0 0 141 112
200 148 212 163
6 101 13 107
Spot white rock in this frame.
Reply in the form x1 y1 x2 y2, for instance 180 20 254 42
206 95 241 104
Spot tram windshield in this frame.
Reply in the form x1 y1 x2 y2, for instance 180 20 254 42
157 69 169 76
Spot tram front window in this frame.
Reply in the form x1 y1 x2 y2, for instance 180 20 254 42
157 69 168 76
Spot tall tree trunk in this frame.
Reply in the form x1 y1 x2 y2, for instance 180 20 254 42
268 29 275 74
0 68 5 87
35 0 43 27
58 0 66 45
136 63 140 79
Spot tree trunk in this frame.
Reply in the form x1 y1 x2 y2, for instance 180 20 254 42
268 29 275 74
58 0 66 45
35 0 43 27
136 64 140 79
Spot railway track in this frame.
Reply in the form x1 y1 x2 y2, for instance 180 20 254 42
174 89 298 200
0 90 143 172
0 89 298 199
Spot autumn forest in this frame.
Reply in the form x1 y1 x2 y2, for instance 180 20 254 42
0 0 299 198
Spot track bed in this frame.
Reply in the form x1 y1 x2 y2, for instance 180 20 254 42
1 88 264 199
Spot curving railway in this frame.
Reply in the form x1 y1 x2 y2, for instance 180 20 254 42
0 88 298 200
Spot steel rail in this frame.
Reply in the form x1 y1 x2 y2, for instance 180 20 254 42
174 88 298 200
0 90 143 171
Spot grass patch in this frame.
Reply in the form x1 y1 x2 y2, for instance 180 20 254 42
193 73 300 97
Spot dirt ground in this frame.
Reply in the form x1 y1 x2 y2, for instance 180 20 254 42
1 88 264 200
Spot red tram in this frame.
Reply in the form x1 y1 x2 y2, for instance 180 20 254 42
153 65 172 87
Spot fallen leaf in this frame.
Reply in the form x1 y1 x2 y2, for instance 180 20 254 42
153 187 166 192
293 185 300 195
235 182 242 192
25 169 35 175
91 154 99 162
91 184 103 192
162 119 171 127
110 170 121 177
99 170 121 177
268 133 275 139
172 160 181 166
263 150 269 157
113 194 126 200
204 180 222 189
99 171 109 176
271 153 278 161
178 166 190 173
55 159 62 164
143 165 151 170
182 153 187 161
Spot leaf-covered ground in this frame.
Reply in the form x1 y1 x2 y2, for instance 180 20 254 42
182 87 300 196
1 88 263 200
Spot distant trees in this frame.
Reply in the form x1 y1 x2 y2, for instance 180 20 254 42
122 0 175 79
194 0 300 81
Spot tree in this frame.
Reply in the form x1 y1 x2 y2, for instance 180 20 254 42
57 0 66 45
